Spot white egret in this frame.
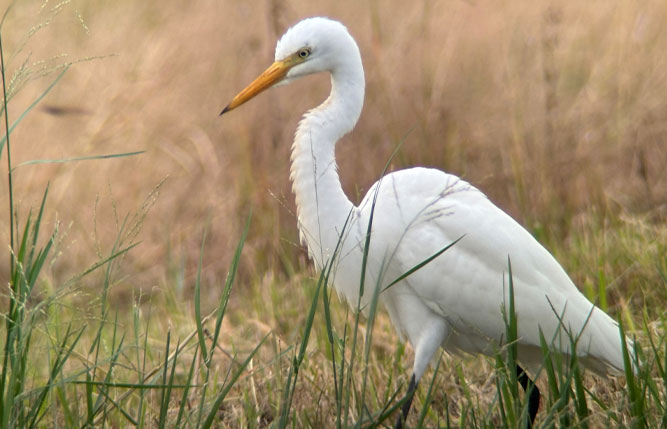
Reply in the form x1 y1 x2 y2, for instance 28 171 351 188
221 17 631 427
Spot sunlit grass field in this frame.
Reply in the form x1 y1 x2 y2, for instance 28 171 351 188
1 0 665 427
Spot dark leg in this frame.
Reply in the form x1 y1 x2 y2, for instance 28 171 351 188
394 374 418 429
516 365 540 428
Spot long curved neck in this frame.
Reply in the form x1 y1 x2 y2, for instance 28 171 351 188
290 57 365 269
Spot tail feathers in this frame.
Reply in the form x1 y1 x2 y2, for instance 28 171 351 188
584 309 637 376
517 309 637 377
555 308 636 376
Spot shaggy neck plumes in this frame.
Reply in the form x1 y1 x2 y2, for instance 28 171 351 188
289 52 365 269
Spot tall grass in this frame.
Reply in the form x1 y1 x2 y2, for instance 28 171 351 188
1 0 663 287
0 7 265 425
0 1 665 427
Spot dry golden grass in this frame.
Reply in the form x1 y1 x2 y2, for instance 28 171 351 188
3 0 665 295
1 0 666 426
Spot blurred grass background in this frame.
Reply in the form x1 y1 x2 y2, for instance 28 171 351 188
2 0 665 299
0 0 665 425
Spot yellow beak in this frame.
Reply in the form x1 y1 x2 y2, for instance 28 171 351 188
220 59 293 115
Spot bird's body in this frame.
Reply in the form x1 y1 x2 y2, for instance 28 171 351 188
222 16 631 425
340 167 624 376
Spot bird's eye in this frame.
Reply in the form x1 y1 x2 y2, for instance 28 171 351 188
298 48 311 59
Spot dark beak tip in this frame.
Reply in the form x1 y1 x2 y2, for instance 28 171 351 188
220 105 230 116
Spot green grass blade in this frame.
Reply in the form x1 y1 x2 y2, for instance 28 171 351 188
194 230 209 363
279 269 326 427
417 351 443 427
90 323 127 424
336 307 349 428
494 366 509 427
358 196 376 299
619 319 644 426
27 324 85 428
201 334 269 429
84 309 111 424
69 381 200 389
157 331 172 428
137 302 153 427
85 369 93 424
0 67 69 157
13 151 145 170
94 387 138 426
0 2 15 30
572 357 589 428
175 347 198 427
539 329 560 399
297 273 324 371
505 258 520 419
322 275 341 426
0 27 15 303
65 242 140 289
54 380 74 427
321 210 353 428
345 202 379 427
368 387 404 428
358 258 386 425
22 185 49 275
209 211 251 364
383 235 464 292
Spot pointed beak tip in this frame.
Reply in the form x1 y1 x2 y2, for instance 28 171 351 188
219 60 291 118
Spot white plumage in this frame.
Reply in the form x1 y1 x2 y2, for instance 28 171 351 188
222 16 631 424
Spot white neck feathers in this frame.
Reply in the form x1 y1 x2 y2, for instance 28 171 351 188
289 49 365 268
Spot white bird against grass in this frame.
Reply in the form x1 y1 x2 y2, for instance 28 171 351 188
221 17 632 427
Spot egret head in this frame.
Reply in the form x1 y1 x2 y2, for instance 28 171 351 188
221 17 361 115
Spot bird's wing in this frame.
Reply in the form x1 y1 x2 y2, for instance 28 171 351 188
357 167 625 373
